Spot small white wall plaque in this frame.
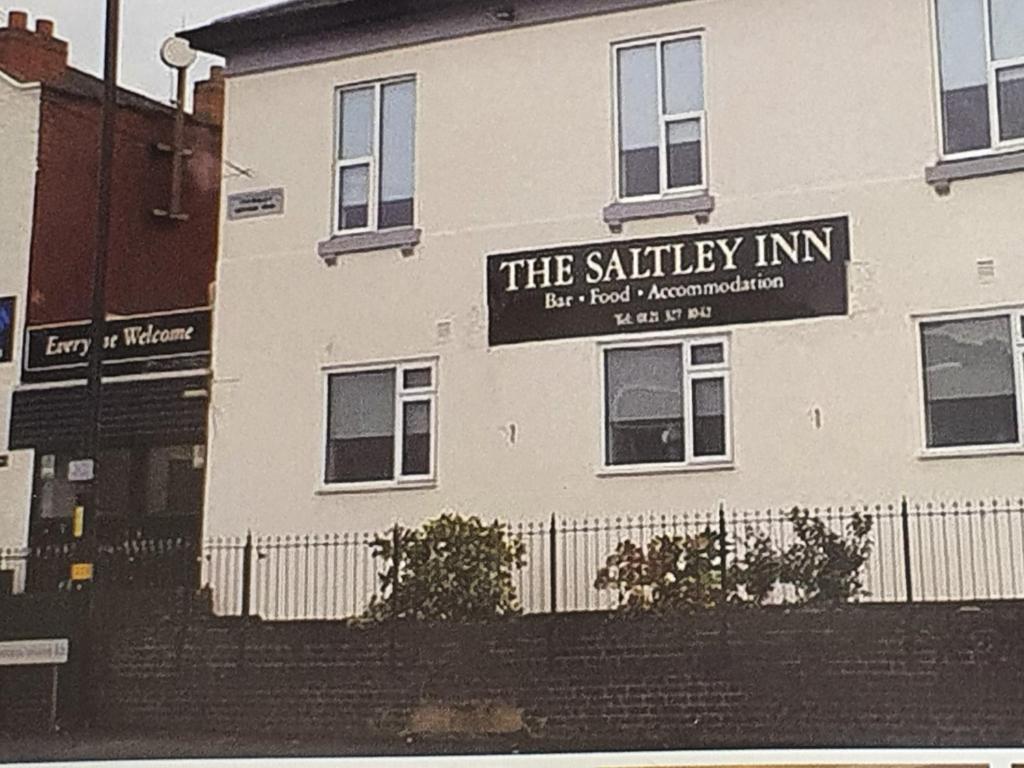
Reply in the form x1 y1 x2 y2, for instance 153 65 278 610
0 639 69 666
67 459 95 482
227 188 285 220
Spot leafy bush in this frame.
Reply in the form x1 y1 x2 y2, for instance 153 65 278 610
365 512 526 622
594 527 732 612
777 507 873 604
595 508 874 611
733 527 782 605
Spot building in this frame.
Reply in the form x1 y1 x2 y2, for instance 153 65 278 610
0 10 223 570
183 0 1024 541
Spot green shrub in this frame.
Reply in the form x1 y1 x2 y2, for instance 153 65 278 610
365 512 526 622
595 508 874 611
777 507 873 604
594 527 733 612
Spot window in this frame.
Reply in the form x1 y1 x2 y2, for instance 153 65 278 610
335 78 416 233
31 446 205 521
920 311 1024 450
615 34 707 199
935 0 1024 155
603 337 730 469
324 361 436 486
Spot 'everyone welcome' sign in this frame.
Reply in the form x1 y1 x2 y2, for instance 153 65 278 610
486 216 850 346
25 308 211 375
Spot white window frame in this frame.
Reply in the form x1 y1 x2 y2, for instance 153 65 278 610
320 357 438 492
332 76 416 236
931 0 1024 160
915 306 1024 458
612 31 709 202
599 333 732 475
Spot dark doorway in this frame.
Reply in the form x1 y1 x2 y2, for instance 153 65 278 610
26 443 205 591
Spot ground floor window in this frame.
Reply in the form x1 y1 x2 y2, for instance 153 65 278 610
603 336 730 469
324 359 436 486
920 309 1024 450
29 444 205 543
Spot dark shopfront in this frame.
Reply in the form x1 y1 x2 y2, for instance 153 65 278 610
7 310 211 591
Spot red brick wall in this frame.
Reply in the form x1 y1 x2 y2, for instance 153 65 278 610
26 90 221 325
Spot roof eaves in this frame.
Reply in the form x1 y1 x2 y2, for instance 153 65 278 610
181 0 469 55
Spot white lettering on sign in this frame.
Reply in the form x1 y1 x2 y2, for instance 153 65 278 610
44 335 91 358
0 639 69 666
499 227 836 294
121 324 195 347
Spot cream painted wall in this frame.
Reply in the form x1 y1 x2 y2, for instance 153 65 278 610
0 71 39 549
206 0 1024 537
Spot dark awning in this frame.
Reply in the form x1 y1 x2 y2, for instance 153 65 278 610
9 375 209 450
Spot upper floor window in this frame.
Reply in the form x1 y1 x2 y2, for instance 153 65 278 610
324 360 436 487
935 0 1024 155
335 78 416 233
920 310 1024 451
614 34 706 200
603 336 730 470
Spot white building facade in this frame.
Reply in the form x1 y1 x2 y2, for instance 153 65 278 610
187 0 1024 541
0 69 40 549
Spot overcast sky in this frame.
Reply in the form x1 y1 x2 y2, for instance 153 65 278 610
1 1 272 104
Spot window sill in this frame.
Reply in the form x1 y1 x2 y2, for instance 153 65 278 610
596 460 734 478
602 194 715 230
925 150 1024 193
316 478 436 496
918 444 1024 461
317 227 421 263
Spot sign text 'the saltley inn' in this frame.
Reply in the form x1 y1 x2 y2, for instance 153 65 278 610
486 216 851 345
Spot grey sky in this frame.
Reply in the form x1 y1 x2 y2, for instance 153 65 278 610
1 1 270 104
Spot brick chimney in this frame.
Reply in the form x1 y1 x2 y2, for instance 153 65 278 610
0 10 68 84
193 65 224 126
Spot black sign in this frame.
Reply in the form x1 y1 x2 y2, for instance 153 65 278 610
487 216 850 346
25 308 211 377
0 297 13 364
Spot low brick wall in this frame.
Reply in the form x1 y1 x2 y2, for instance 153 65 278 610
94 602 1024 749
0 593 78 734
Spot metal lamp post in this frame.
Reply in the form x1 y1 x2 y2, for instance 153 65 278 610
71 0 120 583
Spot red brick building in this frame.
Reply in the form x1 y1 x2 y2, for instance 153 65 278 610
0 10 223 568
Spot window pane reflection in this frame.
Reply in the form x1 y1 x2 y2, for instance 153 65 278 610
922 316 1019 447
605 346 684 465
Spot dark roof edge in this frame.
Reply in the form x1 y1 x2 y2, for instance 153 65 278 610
181 0 468 55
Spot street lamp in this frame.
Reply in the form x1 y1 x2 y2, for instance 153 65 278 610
154 36 197 220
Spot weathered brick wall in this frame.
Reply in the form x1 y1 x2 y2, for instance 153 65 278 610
0 593 77 733
94 603 1024 749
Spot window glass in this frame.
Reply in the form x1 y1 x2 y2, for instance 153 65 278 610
997 65 1024 141
921 316 1019 447
326 370 396 483
96 448 132 518
402 367 433 389
618 45 660 198
936 0 992 153
691 343 724 365
605 346 684 465
339 164 369 230
34 455 75 519
339 87 374 160
378 80 416 229
666 119 702 188
401 401 431 476
145 446 201 517
990 0 1024 60
692 378 726 457
662 38 703 114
